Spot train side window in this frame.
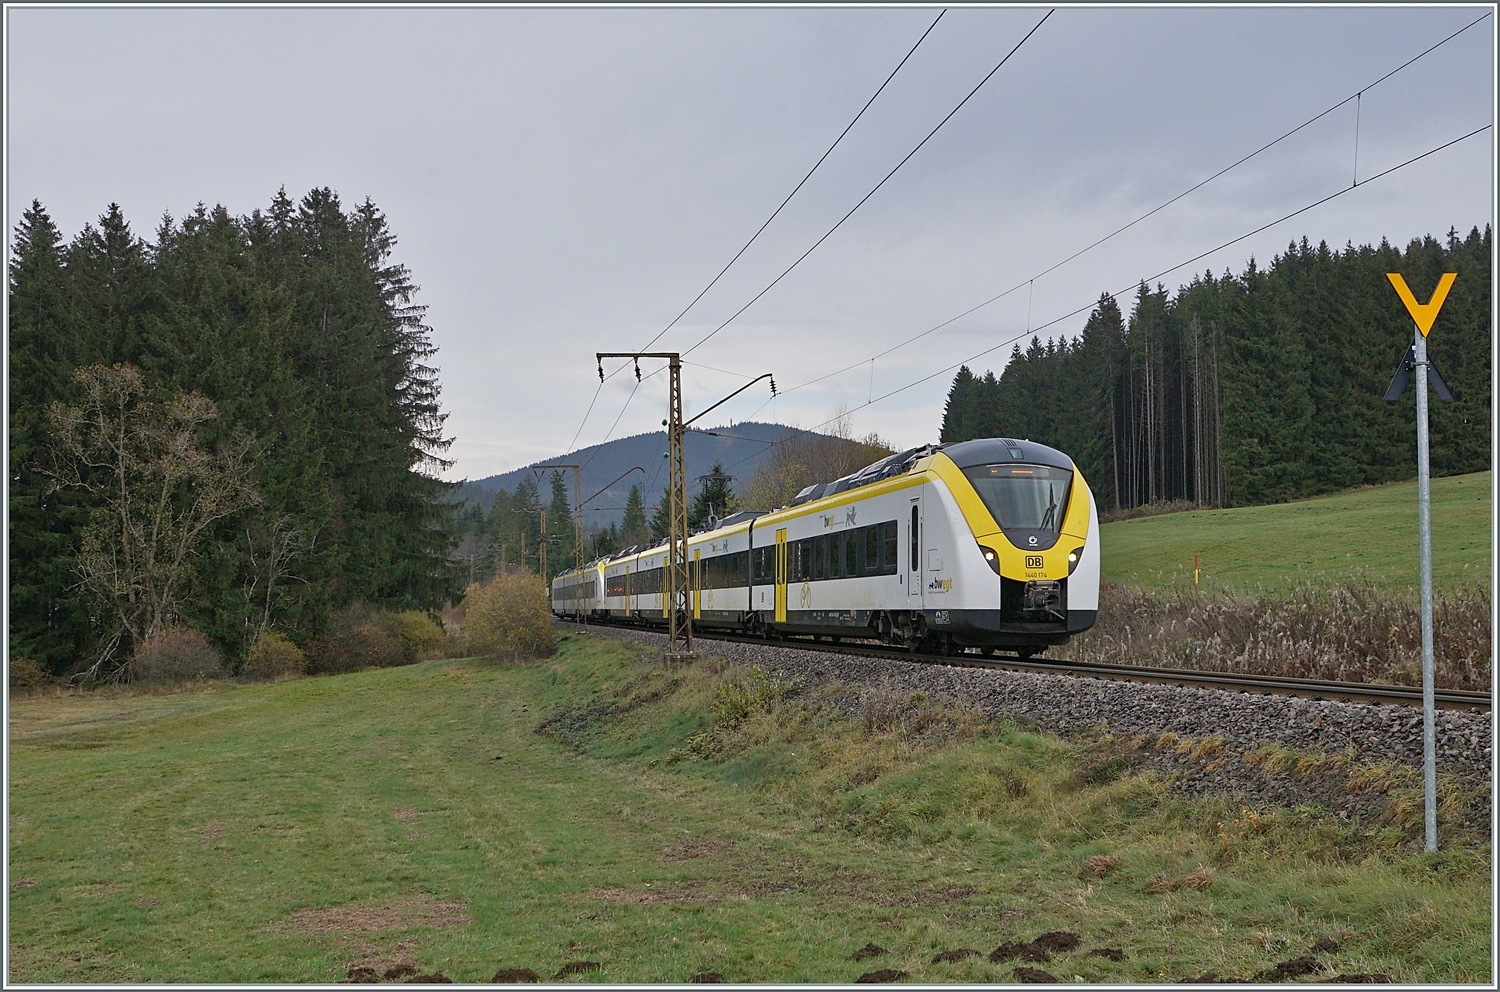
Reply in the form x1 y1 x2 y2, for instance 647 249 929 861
813 535 827 580
909 506 919 571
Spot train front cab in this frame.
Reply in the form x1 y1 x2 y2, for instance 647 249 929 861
912 439 1099 650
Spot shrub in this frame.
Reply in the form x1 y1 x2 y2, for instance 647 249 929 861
8 655 49 690
309 603 407 674
387 610 448 662
131 628 224 683
459 571 554 661
240 630 307 681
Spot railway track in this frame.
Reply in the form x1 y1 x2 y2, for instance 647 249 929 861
565 619 1491 713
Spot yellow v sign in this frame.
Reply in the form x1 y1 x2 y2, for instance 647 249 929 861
1386 272 1457 336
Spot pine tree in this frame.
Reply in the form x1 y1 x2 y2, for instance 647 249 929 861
649 497 672 544
8 202 94 672
689 460 737 530
622 483 648 546
940 366 976 441
546 470 573 577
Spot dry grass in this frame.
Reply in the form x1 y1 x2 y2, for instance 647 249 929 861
1145 865 1215 893
1064 581 1490 690
1082 855 1120 878
272 897 471 935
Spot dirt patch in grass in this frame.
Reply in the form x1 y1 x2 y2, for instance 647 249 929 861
593 879 792 905
10 877 37 892
491 968 541 982
660 838 736 861
552 961 601 979
887 883 974 907
1253 956 1325 982
1031 931 1081 953
274 898 470 935
932 948 980 963
391 807 421 823
689 972 724 983
346 957 417 982
850 944 887 961
201 819 227 842
1013 966 1058 983
989 941 1049 963
855 968 908 983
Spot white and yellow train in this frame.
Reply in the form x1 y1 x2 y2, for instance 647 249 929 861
550 438 1099 655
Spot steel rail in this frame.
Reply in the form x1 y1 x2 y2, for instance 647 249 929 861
564 619 1490 713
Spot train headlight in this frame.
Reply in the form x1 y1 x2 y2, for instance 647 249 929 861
1067 546 1085 575
978 543 1001 575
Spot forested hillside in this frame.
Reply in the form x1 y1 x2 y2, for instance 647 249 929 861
8 191 459 677
941 228 1491 510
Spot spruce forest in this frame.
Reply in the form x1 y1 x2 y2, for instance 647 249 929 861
8 191 459 678
940 229 1491 511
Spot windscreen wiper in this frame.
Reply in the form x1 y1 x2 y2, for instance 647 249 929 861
1039 483 1057 532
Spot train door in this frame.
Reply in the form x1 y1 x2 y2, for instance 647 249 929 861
692 549 702 619
907 497 923 610
774 528 788 622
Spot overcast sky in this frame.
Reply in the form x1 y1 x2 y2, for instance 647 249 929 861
7 5 1494 481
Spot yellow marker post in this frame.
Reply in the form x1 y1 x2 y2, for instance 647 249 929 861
1386 272 1456 336
1386 271 1456 853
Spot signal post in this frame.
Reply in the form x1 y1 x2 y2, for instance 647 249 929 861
1383 271 1457 853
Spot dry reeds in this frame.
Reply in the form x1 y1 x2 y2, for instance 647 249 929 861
1064 581 1490 691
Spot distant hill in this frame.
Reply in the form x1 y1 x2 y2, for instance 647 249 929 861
458 422 817 527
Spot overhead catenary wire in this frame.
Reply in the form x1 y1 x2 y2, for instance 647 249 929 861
727 122 1492 475
568 11 948 468
679 8 1056 358
763 9 1492 405
635 8 948 355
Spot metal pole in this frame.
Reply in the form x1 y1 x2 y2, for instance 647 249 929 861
572 465 584 570
1413 326 1438 852
667 355 693 660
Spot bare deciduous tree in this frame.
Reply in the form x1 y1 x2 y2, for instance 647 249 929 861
243 514 310 637
741 406 895 511
43 364 259 677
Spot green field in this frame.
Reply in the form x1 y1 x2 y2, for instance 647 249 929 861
1100 472 1491 593
8 634 1490 984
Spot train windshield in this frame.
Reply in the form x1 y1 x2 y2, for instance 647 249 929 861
962 463 1073 534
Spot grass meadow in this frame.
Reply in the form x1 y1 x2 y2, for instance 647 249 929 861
1099 471 1490 593
7 633 1490 984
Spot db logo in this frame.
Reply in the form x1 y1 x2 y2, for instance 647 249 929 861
1025 555 1044 569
